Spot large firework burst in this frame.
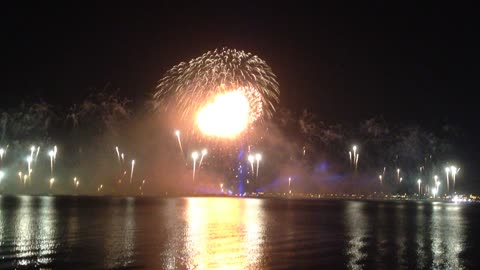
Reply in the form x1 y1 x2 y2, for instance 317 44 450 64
154 48 280 138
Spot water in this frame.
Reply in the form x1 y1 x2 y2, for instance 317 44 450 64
0 196 479 269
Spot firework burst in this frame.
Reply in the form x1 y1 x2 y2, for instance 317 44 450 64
154 48 279 138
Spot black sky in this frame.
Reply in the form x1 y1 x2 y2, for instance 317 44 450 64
2 3 479 185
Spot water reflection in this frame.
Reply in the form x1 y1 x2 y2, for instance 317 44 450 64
430 203 465 269
13 196 58 266
345 201 467 270
345 201 367 270
182 197 265 270
104 197 136 268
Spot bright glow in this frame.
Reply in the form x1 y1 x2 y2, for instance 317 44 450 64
352 145 357 152
196 90 250 138
445 167 450 173
192 152 199 160
248 155 254 163
26 156 32 163
201 149 207 156
48 150 54 157
175 130 180 136
0 171 4 181
255 153 262 161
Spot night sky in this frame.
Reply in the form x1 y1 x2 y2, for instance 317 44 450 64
3 3 479 187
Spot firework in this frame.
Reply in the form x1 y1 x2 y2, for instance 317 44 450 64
26 156 32 177
255 153 262 177
288 177 292 193
397 168 400 182
0 171 4 183
174 130 184 156
248 155 255 174
53 145 57 164
154 48 280 138
191 151 199 181
130 160 135 183
115 146 120 162
30 146 35 161
451 166 459 192
199 149 207 168
121 153 125 163
48 150 55 175
0 148 4 160
445 167 450 192
35 146 40 162
49 178 55 189
18 172 22 182
417 179 422 194
378 175 382 185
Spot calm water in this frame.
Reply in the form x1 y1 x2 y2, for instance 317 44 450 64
0 196 479 269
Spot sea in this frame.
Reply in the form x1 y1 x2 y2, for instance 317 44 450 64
0 196 479 269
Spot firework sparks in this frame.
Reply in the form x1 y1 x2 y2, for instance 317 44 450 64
397 168 400 182
417 179 422 194
154 48 279 138
49 178 55 189
0 148 4 160
0 171 4 183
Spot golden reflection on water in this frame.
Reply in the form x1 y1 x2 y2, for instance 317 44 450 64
182 197 265 270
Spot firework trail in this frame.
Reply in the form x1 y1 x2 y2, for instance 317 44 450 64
191 151 199 181
115 146 120 163
199 149 207 168
174 130 184 155
130 160 135 183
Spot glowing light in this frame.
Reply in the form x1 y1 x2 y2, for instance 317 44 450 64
378 175 383 184
417 179 422 194
49 178 55 189
0 148 4 160
196 90 251 138
0 170 4 182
